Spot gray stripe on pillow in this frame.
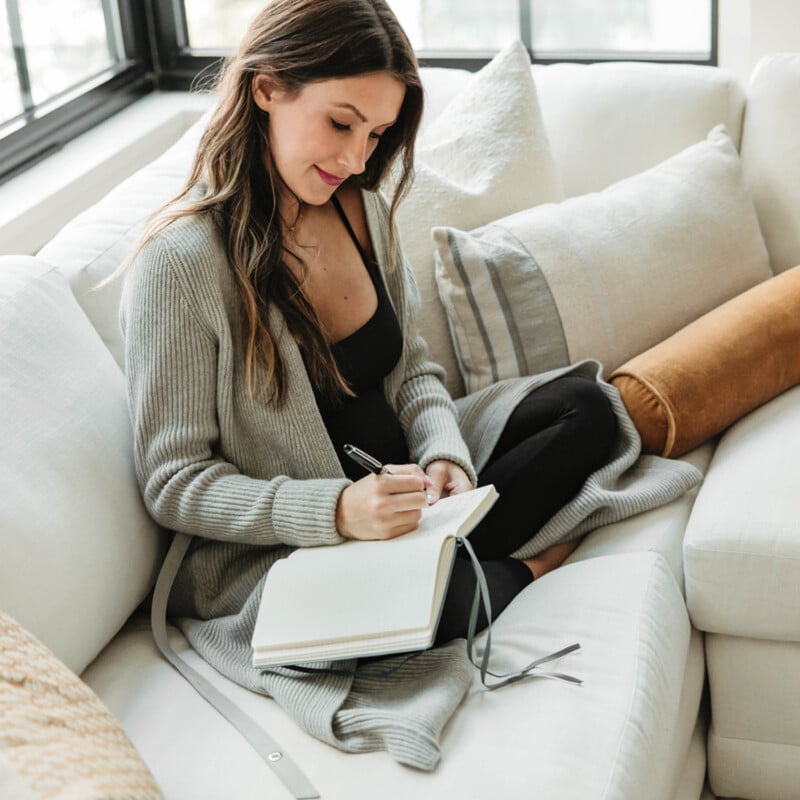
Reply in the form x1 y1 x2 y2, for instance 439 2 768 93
446 229 500 384
482 224 570 372
481 251 529 377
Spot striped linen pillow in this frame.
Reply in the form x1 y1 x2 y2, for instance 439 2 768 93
433 125 771 395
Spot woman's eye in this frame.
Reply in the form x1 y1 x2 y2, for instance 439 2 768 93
331 119 350 132
369 131 383 141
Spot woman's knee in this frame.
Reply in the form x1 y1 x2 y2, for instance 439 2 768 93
555 376 618 459
496 374 617 462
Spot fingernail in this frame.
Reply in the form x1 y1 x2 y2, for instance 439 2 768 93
426 493 434 505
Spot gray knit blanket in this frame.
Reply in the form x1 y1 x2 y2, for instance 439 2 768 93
177 358 701 771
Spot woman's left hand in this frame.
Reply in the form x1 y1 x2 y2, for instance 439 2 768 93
425 460 474 504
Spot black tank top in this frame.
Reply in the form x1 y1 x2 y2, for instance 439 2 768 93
311 195 410 480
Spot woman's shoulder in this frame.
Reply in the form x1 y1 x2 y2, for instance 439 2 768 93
134 208 225 278
129 205 234 302
124 207 234 326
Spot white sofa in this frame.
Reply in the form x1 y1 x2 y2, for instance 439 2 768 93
2 50 800 800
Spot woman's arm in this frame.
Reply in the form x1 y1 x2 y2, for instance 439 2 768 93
122 232 348 549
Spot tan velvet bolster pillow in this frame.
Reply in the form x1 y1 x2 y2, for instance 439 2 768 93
610 264 800 457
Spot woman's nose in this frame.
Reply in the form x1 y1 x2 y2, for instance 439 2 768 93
339 136 369 176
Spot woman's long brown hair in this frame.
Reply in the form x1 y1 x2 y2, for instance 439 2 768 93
132 0 422 404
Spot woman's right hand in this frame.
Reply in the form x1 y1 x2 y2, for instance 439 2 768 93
336 465 432 541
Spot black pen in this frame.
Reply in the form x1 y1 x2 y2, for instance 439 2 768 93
343 443 393 475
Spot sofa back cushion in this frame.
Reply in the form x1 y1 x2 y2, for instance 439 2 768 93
37 110 211 369
533 61 746 198
0 256 164 675
740 53 800 275
418 60 746 203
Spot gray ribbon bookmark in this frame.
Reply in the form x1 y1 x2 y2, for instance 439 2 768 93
458 536 583 690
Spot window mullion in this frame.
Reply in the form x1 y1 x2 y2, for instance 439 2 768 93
518 0 533 59
5 0 33 113
174 0 190 51
100 0 123 63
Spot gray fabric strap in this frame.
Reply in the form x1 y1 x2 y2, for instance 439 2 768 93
458 537 583 690
151 533 320 800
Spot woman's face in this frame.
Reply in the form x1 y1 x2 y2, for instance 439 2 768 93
253 71 406 207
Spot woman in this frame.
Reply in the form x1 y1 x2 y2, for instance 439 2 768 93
122 0 697 772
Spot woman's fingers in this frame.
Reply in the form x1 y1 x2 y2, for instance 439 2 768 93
336 466 429 541
381 463 433 487
424 460 474 503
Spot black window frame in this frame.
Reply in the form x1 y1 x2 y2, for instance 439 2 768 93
0 0 155 183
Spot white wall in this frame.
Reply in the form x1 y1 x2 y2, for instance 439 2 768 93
719 0 800 84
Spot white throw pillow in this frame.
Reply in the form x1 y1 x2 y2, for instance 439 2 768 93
0 256 164 675
433 125 772 395
391 40 564 398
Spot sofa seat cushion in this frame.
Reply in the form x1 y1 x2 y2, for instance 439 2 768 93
0 256 163 674
684 383 800 640
84 552 699 800
569 441 714 594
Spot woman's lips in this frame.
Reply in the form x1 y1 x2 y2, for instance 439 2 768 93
314 166 345 186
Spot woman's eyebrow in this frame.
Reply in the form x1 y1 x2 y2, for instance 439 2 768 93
331 102 397 128
332 102 368 122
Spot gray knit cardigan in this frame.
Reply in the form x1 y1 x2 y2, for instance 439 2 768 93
121 189 702 770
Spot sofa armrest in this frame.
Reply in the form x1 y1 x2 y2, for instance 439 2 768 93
684 383 800 640
0 256 164 674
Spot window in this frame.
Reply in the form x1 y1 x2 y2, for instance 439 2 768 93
391 0 518 53
1 0 717 183
0 0 152 183
182 0 263 50
529 0 714 62
391 0 716 64
172 0 716 66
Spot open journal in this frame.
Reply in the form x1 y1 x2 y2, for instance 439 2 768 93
251 483 499 667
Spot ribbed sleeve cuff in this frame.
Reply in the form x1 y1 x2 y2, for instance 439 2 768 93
272 478 350 548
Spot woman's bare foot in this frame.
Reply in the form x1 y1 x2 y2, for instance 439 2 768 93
522 538 581 580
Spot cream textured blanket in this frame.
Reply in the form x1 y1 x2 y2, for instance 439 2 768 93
0 610 162 800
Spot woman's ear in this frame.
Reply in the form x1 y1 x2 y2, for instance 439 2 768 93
252 75 274 112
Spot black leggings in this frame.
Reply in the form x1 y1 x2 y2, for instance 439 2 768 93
433 375 618 645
